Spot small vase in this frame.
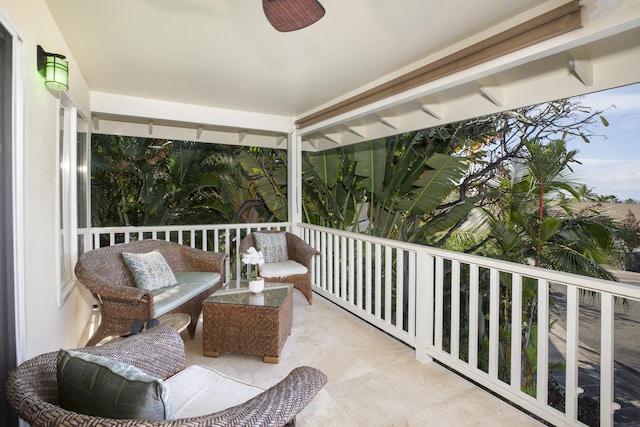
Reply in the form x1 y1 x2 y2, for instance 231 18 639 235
249 293 265 305
249 277 265 294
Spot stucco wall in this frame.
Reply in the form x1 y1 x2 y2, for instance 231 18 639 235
0 0 93 360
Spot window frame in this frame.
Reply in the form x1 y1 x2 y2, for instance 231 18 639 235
57 94 88 307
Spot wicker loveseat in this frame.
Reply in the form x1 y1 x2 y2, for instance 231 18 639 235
6 326 328 426
240 231 320 304
75 239 226 345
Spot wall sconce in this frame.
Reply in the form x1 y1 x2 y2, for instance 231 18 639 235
37 45 68 91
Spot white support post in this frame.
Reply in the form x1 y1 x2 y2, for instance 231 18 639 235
565 285 580 423
489 268 500 379
536 279 549 408
288 129 302 236
415 251 433 364
468 264 479 369
600 293 617 427
510 274 522 394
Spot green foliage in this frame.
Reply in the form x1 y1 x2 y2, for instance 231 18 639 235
90 135 285 226
464 139 621 280
303 132 474 242
237 149 288 222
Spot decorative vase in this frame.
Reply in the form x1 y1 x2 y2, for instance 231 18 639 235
249 277 265 294
249 293 265 305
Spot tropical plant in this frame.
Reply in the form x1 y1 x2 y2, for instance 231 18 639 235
236 148 288 222
468 139 620 280
303 132 475 242
90 136 279 227
450 138 625 396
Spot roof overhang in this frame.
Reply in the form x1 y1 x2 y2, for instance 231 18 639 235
74 0 640 151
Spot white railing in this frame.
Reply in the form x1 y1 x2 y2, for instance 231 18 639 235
80 222 640 427
300 223 640 427
78 222 289 283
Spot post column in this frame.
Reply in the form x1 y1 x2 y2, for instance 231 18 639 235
287 128 302 236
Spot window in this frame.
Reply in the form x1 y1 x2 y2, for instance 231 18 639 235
57 95 88 307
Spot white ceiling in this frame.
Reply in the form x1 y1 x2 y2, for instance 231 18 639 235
44 0 640 150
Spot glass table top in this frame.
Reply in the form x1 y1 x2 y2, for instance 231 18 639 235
205 281 292 307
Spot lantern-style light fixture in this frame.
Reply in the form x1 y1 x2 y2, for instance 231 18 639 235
37 45 69 91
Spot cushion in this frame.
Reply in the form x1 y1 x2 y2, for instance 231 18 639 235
151 271 220 317
57 349 173 420
259 260 307 278
122 250 178 291
253 232 288 263
165 365 263 418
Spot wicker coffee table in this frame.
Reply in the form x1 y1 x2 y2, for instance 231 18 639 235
202 281 293 363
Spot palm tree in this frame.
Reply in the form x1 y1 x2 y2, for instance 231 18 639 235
454 138 623 394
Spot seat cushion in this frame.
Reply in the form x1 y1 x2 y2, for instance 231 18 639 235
57 349 173 420
122 250 178 291
152 272 220 317
253 231 288 263
259 260 307 278
165 365 264 418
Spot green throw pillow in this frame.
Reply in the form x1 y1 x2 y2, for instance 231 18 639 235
253 231 288 263
122 250 178 291
57 349 174 420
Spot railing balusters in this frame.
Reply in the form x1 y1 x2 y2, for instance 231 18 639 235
340 235 347 300
356 238 363 309
407 250 415 337
565 285 580 423
451 259 460 360
384 246 392 324
469 263 479 370
510 273 522 394
435 256 444 352
396 248 404 332
348 237 355 305
601 292 615 427
536 278 549 409
489 268 500 380
365 241 372 313
374 243 382 320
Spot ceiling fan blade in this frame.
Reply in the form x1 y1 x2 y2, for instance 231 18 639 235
262 0 325 32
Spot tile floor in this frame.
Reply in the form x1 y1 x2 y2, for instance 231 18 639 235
181 290 545 426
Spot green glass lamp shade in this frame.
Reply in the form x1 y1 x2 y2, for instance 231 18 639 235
44 55 69 91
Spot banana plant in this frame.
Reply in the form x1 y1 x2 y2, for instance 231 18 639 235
304 132 473 242
237 149 288 222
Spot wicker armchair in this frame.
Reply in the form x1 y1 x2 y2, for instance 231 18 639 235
75 239 226 345
240 231 320 304
6 326 328 426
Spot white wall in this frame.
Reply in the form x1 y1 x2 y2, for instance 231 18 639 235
0 0 93 360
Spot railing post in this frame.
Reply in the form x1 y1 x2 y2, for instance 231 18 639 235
510 273 522 394
415 251 433 364
565 285 580 423
600 292 617 427
536 279 549 410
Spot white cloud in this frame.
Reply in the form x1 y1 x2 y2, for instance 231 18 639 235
581 85 640 116
574 158 640 200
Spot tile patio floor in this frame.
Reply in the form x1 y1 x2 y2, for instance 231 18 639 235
181 290 545 426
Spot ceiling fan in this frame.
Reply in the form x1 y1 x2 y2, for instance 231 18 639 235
262 0 325 32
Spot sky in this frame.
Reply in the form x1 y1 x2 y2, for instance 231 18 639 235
564 83 640 202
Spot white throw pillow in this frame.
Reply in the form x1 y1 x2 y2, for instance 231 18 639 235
165 365 263 417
